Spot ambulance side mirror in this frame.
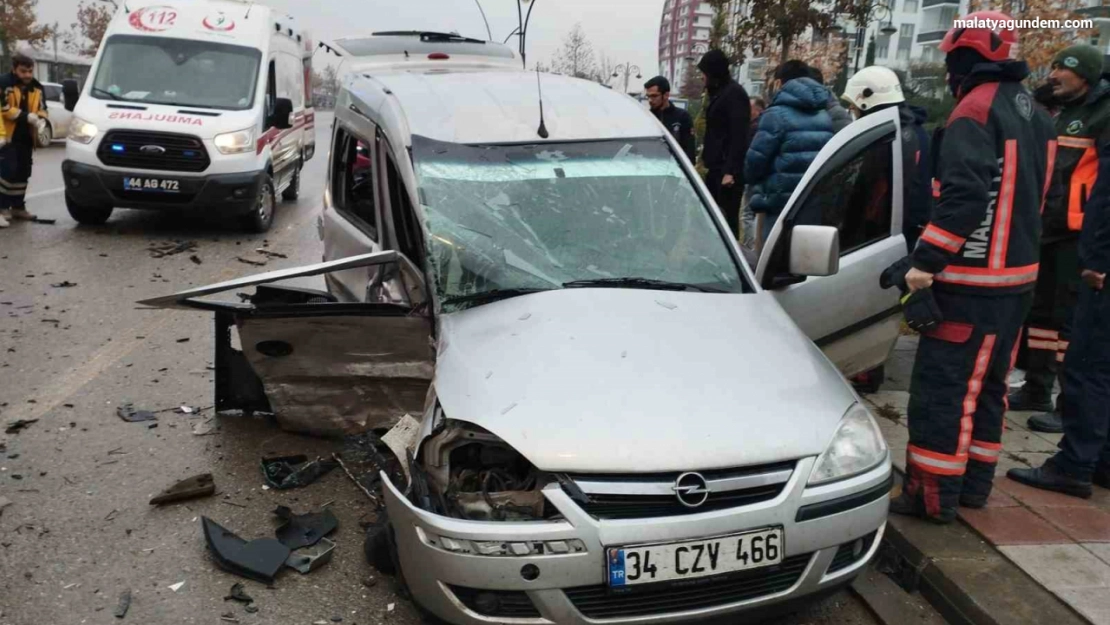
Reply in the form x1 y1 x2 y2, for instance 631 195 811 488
272 98 294 130
63 80 80 112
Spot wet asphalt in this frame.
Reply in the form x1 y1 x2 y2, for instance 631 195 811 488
0 115 887 625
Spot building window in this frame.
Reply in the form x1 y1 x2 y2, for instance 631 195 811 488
897 24 914 60
937 6 956 31
903 0 918 12
876 34 891 59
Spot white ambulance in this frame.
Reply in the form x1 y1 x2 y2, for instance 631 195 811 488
62 0 315 232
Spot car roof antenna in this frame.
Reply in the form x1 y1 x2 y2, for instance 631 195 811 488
123 1 131 12
536 68 549 139
245 1 255 18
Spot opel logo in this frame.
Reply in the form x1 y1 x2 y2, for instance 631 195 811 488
140 145 167 155
673 472 710 508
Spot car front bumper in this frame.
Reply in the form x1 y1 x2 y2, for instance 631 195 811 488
62 160 265 215
382 455 891 625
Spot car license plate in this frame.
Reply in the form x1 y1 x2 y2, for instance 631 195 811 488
123 177 180 193
607 528 784 587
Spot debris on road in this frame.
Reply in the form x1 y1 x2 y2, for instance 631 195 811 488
168 581 185 592
273 505 338 550
114 589 131 619
189 255 202 265
5 419 38 434
245 605 259 614
285 537 336 574
223 582 254 604
50 281 77 288
193 419 217 436
116 404 156 423
175 338 190 343
220 614 240 623
255 249 288 259
381 414 421 483
236 257 267 267
147 241 197 258
261 455 337 490
30 216 56 225
202 517 290 584
149 474 215 506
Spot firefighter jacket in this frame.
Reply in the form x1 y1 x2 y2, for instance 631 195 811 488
1045 79 1110 241
0 73 47 146
912 62 1057 295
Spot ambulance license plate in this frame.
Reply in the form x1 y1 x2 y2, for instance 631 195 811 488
123 177 180 193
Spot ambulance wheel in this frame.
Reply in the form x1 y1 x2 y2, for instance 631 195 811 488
242 176 275 233
65 194 113 225
281 163 301 201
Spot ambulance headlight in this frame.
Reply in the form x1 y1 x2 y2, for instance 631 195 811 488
214 128 255 155
68 118 99 144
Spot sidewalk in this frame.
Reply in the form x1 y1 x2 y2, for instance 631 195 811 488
866 336 1110 625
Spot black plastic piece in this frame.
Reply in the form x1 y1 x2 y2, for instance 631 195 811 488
261 455 338 490
150 473 215 505
273 505 338 550
795 475 894 522
202 517 290 584
215 310 272 415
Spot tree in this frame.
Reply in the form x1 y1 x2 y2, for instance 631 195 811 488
554 23 596 79
593 53 616 87
968 0 1093 80
73 0 115 56
679 61 705 99
0 0 53 66
728 0 872 66
312 65 339 108
784 33 849 87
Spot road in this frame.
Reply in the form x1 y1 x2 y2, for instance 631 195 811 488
0 116 901 625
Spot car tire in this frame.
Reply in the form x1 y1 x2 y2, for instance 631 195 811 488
65 194 113 225
363 515 397 575
242 175 275 233
37 121 53 148
281 162 301 201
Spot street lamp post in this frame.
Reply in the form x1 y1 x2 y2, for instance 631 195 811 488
612 63 642 95
853 0 898 73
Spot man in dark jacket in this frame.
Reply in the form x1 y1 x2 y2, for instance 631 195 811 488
1010 45 1110 435
809 66 853 133
889 12 1057 523
1008 140 1110 498
744 60 835 241
697 49 751 236
644 76 696 162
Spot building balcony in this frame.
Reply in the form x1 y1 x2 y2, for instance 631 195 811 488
917 30 947 43
922 0 959 7
1076 5 1110 20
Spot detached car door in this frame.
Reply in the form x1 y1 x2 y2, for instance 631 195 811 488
139 252 434 437
756 106 905 378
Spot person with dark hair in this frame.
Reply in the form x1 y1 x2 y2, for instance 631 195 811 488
808 65 852 132
888 12 1057 523
0 54 47 228
744 59 834 241
696 49 751 236
644 75 695 162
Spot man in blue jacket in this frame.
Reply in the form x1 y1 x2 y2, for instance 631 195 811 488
744 60 835 241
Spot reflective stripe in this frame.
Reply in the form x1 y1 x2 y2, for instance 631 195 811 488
1059 340 1071 351
921 224 966 253
1028 327 1060 339
1004 329 1021 413
908 445 967 476
932 178 941 199
1057 352 1067 362
0 178 28 190
959 335 997 458
1028 339 1058 350
969 441 1002 463
1058 136 1096 148
1041 140 1057 215
936 264 1040 287
991 140 1018 269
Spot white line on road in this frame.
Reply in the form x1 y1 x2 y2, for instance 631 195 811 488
26 187 64 200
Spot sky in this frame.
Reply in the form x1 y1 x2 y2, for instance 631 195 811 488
33 0 664 87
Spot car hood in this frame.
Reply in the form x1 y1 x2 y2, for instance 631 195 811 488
433 289 857 473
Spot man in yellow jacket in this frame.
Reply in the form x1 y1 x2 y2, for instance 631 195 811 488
0 54 48 228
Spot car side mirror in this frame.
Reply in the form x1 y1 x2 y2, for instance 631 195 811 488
272 97 294 130
787 225 840 277
63 79 80 112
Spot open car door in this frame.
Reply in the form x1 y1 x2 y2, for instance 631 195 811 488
756 106 905 378
139 251 434 437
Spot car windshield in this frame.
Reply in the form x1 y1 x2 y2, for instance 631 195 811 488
91 35 261 111
412 135 746 308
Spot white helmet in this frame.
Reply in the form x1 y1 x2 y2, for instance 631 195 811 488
842 66 905 112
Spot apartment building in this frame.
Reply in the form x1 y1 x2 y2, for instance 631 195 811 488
657 0 717 93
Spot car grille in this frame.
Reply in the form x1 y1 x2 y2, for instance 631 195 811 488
449 586 541 618
827 530 878 574
97 130 211 173
564 462 795 520
564 553 811 619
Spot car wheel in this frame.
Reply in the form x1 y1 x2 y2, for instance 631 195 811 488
65 194 113 225
363 515 397 575
281 162 301 201
37 121 53 148
242 175 275 233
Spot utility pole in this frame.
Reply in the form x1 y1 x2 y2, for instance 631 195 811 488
52 22 59 83
612 63 642 95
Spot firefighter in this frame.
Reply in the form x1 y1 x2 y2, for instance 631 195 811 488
1009 45 1110 434
0 54 47 228
889 11 1058 523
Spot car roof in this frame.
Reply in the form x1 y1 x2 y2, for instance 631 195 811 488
347 69 664 145
334 32 516 60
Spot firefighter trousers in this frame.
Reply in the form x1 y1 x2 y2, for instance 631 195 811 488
0 142 33 210
905 291 1032 518
1021 239 1080 409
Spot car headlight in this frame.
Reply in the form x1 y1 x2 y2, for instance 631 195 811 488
214 128 255 155
808 404 888 486
68 117 98 144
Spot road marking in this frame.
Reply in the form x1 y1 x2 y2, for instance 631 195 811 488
26 187 64 200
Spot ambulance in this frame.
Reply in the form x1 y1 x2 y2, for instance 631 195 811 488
62 0 315 232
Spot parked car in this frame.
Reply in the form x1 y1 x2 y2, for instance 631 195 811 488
38 82 74 146
143 32 906 625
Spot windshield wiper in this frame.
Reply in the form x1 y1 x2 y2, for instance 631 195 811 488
442 287 551 309
91 86 123 101
562 277 726 293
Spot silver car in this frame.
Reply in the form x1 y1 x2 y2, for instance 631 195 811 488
145 35 906 625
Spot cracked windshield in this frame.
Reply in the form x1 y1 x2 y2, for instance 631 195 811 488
413 136 745 309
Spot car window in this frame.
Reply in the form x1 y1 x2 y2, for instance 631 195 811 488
792 137 893 255
384 149 424 270
45 86 62 102
331 127 378 240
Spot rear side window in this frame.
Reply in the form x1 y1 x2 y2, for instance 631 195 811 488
332 127 378 240
384 151 424 269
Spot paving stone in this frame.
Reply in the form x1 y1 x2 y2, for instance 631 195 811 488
864 390 909 414
1055 588 1110 625
1037 507 1110 543
995 474 1096 508
978 489 1020 508
1000 544 1110 591
961 506 1072 545
1085 543 1110 566
1002 428 1061 453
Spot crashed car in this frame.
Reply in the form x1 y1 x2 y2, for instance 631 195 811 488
143 32 905 625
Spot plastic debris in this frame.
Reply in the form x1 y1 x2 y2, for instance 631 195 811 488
273 505 338 550
260 455 337 490
285 538 336 574
114 589 131 619
5 419 38 434
116 404 156 423
223 583 253 604
168 581 185 592
150 474 215 506
202 517 290 584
